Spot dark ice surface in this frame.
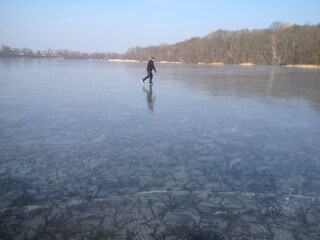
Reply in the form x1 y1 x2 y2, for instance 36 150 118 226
0 58 320 239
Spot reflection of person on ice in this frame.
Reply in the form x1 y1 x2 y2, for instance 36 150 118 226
143 85 156 113
142 57 157 85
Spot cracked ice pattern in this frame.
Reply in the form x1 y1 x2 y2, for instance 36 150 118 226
0 59 320 239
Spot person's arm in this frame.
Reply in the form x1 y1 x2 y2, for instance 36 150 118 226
153 63 157 73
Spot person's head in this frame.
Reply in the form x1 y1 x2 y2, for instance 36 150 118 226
151 57 155 61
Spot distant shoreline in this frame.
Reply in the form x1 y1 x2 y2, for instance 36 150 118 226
107 59 141 63
283 64 320 69
1 57 319 69
107 59 320 69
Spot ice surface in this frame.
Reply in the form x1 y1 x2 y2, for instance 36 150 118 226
0 58 320 239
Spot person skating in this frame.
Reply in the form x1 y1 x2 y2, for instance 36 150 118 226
141 57 157 85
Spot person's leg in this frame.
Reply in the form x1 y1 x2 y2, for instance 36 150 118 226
142 70 151 81
142 75 148 81
149 72 153 83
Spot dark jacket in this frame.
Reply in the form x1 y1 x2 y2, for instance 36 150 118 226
147 60 156 72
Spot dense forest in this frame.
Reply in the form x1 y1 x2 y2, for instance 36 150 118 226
124 22 320 65
1 22 319 66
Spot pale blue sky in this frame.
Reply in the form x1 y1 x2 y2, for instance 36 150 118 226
0 0 319 53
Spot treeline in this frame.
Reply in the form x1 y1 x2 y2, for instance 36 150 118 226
123 22 320 65
0 45 119 60
1 22 319 65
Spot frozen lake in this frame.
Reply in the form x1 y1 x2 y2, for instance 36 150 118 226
0 58 320 239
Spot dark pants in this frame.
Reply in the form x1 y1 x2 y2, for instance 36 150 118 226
142 70 153 83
